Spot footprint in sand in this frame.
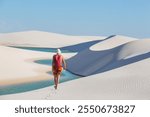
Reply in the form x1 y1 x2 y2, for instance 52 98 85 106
44 88 58 99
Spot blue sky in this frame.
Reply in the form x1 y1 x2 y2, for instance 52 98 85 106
0 0 150 38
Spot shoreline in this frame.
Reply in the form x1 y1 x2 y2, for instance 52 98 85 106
0 57 53 86
0 56 80 96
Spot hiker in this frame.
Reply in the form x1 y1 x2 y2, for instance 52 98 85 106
52 49 67 89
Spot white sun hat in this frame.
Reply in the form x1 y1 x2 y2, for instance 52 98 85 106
57 48 61 54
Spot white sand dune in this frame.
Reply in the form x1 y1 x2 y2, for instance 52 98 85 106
0 31 150 100
90 35 137 51
0 31 105 48
0 45 51 86
67 36 150 76
117 39 150 59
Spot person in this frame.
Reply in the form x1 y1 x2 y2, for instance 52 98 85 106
52 49 66 89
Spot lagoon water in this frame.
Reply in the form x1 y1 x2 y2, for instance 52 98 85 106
9 46 71 53
0 70 78 95
0 48 79 95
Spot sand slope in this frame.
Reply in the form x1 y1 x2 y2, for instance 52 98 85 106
67 36 150 76
0 31 105 48
0 45 51 85
90 35 137 51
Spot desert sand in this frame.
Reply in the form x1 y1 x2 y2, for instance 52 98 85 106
0 31 150 100
0 31 105 48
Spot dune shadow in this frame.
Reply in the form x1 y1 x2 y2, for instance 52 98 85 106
60 35 115 52
66 44 150 76
60 40 104 52
9 37 110 53
95 51 150 74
